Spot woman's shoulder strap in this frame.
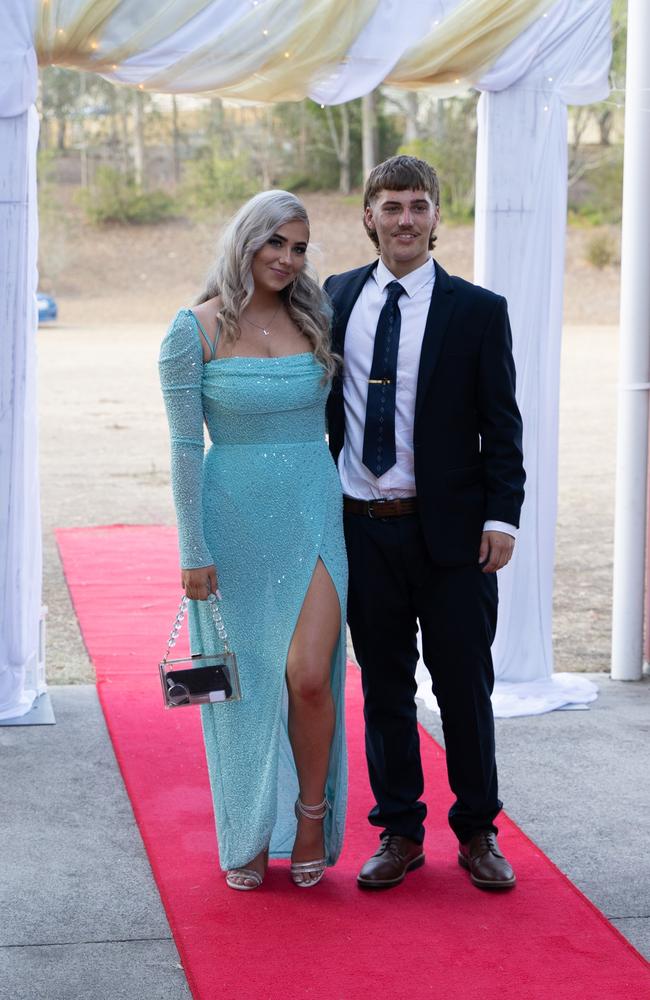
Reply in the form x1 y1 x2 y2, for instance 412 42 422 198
187 308 218 359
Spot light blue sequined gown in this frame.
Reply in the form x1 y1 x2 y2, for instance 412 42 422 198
159 309 347 870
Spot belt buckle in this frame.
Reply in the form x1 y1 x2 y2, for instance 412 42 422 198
368 499 388 519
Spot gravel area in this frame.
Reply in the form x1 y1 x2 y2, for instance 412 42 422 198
38 319 619 684
35 194 622 684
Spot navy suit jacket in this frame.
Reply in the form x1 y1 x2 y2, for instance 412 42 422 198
324 259 525 566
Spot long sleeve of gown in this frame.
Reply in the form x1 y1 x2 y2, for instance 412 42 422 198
159 309 213 569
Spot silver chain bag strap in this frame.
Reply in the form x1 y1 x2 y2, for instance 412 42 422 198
159 593 241 708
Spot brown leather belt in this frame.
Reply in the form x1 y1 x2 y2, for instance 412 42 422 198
343 496 417 519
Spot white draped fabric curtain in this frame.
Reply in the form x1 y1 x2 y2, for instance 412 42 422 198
0 0 611 719
31 0 556 98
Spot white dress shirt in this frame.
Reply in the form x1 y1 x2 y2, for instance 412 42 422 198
338 257 516 538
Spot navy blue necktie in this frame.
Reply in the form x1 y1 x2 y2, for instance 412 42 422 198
362 280 406 478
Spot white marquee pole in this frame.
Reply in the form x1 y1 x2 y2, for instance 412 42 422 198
610 0 650 680
0 107 42 720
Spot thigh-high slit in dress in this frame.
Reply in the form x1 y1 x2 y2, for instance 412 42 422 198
159 309 347 870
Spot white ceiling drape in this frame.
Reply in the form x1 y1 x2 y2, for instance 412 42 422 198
3 0 556 113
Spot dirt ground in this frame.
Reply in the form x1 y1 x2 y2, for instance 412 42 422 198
39 192 620 326
36 194 621 683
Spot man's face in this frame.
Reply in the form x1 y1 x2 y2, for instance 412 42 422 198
364 188 439 276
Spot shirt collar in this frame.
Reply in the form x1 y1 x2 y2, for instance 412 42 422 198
374 256 435 298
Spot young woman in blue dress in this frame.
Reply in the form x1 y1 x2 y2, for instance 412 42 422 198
159 191 347 892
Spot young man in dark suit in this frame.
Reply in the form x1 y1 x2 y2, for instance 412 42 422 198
325 155 525 890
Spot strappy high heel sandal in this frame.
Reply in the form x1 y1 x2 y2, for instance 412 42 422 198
226 848 268 891
291 796 329 888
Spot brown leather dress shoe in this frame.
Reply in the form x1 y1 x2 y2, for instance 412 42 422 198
458 830 516 889
357 834 425 890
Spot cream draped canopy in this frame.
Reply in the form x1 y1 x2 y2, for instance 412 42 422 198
32 0 556 101
0 0 612 720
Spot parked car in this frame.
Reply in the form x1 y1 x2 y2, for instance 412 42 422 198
37 293 57 323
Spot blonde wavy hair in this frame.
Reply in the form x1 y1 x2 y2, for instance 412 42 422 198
196 190 337 379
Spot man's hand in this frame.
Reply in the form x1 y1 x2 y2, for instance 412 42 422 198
478 531 515 573
181 565 219 601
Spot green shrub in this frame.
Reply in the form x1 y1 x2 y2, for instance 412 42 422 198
280 173 328 193
585 233 615 269
181 148 257 214
125 189 177 224
77 166 177 225
568 149 623 226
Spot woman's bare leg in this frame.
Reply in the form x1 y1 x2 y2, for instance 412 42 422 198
286 558 340 882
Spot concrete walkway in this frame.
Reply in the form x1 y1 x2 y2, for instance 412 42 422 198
2 674 648 1000
1 687 190 1000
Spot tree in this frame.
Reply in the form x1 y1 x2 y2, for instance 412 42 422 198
382 89 422 143
325 103 351 194
565 0 625 222
400 95 479 221
361 91 378 178
40 67 81 150
171 96 181 184
132 89 146 188
594 0 626 145
402 92 421 143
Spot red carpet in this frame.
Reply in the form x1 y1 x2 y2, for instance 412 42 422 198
57 525 649 1000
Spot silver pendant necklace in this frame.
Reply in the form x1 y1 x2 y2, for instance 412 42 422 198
242 304 282 337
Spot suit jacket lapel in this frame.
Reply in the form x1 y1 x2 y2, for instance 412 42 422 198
331 262 377 354
415 260 455 420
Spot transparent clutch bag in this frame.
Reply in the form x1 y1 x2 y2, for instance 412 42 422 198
159 594 241 709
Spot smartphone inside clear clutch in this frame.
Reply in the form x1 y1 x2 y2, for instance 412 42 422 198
159 652 241 708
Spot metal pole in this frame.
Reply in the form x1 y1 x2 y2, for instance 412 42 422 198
611 0 650 680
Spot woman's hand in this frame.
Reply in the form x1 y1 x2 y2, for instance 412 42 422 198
181 565 219 601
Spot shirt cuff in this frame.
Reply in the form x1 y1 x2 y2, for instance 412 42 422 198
483 520 518 538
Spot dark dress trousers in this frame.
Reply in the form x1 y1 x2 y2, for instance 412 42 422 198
324 260 525 844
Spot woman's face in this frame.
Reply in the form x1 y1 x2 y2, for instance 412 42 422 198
250 219 309 294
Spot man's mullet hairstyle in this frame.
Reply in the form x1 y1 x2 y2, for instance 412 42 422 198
363 155 440 251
